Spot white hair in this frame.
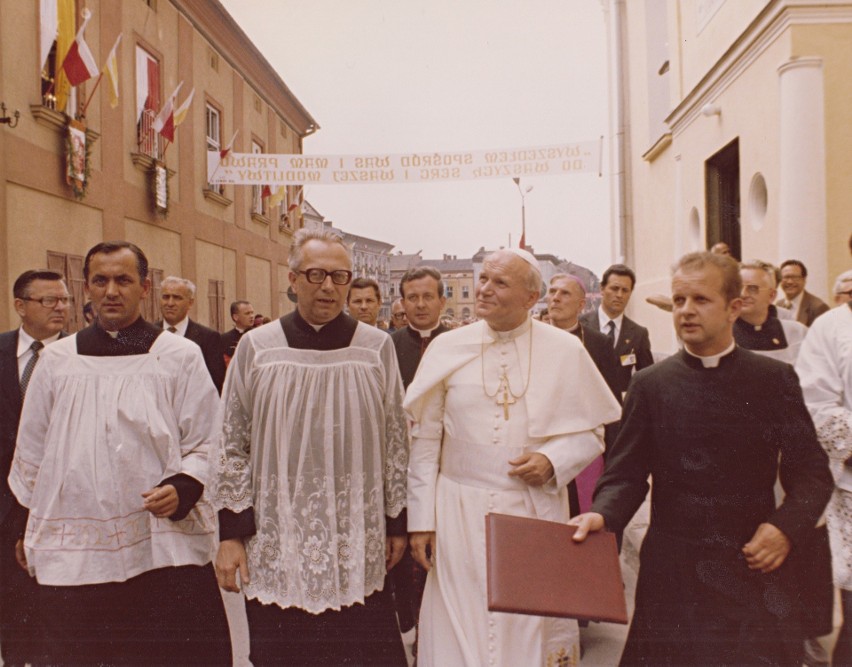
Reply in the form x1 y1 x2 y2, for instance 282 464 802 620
161 276 197 298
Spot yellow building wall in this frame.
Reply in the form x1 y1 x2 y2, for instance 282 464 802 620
192 32 236 223
792 22 852 290
4 185 102 323
245 253 271 317
674 0 771 99
195 238 236 327
277 263 295 317
124 1 182 196
124 217 182 277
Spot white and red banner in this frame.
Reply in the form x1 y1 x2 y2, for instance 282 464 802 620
207 139 602 186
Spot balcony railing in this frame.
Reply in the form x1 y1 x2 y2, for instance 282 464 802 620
137 109 163 160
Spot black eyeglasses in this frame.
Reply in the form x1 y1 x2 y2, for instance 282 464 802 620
298 268 353 285
392 313 407 320
22 296 71 308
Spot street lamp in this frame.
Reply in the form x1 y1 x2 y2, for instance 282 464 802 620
513 177 533 249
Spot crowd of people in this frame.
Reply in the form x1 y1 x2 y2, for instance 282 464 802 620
0 229 850 666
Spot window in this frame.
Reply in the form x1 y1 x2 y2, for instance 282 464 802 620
446 285 454 298
208 280 225 331
462 286 470 299
141 268 163 322
206 104 224 194
46 251 84 332
251 140 266 217
40 2 78 113
135 45 161 160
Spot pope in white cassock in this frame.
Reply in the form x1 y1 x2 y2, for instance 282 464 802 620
405 249 622 667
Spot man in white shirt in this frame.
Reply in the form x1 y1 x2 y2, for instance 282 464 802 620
580 263 653 398
777 259 830 326
158 276 225 392
0 269 69 666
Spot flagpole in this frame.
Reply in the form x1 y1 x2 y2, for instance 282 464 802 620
80 72 104 117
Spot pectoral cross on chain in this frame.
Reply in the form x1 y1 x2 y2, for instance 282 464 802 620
496 372 515 420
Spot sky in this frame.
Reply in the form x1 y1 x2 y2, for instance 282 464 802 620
221 0 614 273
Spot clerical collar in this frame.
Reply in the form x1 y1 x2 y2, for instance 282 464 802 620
486 316 531 342
684 340 736 368
17 327 61 358
281 309 357 351
733 310 788 351
408 322 442 339
77 316 162 356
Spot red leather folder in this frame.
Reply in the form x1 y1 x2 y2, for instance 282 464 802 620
485 512 628 624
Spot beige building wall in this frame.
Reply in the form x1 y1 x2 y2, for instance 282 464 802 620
4 186 102 323
245 254 272 318
621 2 851 355
0 0 317 332
195 238 236 325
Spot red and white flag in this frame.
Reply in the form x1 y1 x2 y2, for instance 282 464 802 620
153 81 183 143
220 130 239 159
60 8 98 86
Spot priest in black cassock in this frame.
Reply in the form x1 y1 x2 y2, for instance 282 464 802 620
211 228 409 666
389 265 449 644
571 251 833 666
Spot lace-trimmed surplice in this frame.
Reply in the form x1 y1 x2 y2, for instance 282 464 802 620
210 319 408 614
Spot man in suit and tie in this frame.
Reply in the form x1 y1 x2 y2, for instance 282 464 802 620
580 263 654 399
777 259 830 327
221 300 255 363
0 269 70 666
547 273 622 516
158 276 226 393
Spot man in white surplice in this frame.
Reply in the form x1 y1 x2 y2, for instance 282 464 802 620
211 228 409 665
9 241 230 666
406 249 622 667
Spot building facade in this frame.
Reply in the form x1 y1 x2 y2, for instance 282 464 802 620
610 0 852 352
0 0 317 331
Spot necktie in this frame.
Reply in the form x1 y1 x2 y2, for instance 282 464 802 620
606 320 616 347
20 340 44 399
168 326 177 333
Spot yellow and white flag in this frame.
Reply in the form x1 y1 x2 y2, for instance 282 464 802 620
103 34 122 109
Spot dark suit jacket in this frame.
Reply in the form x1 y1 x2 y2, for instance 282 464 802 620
797 291 830 327
0 329 67 528
220 327 243 360
570 324 622 459
157 319 225 393
580 308 653 398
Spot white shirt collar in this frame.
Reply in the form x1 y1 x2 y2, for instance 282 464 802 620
789 291 804 315
163 317 189 337
684 340 736 368
597 306 624 333
17 327 61 358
